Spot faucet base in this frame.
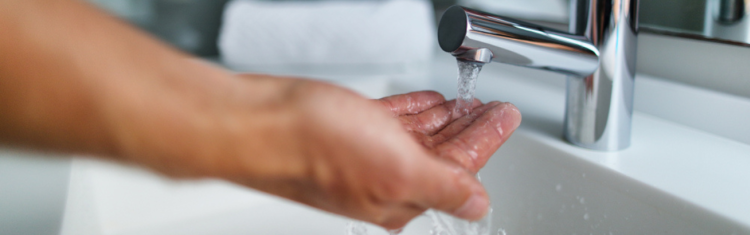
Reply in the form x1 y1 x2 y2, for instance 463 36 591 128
563 0 638 151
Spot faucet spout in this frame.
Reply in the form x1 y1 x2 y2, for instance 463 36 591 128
438 6 600 77
438 1 639 151
454 48 494 64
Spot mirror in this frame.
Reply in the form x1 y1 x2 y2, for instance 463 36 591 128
455 0 750 46
641 0 750 46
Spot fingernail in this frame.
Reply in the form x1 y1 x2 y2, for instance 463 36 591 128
452 194 489 220
501 104 522 130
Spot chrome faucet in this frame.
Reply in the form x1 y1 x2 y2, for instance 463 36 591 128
438 0 639 151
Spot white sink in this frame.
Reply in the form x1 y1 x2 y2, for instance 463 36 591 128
57 54 750 235
484 129 749 235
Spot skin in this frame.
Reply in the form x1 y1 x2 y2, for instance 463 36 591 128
0 0 522 230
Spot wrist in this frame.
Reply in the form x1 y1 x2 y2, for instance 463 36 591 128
102 66 309 181
98 59 239 177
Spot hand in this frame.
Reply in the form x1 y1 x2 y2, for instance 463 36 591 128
379 91 521 174
221 78 521 229
112 73 521 230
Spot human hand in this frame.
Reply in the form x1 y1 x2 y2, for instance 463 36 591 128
116 73 520 230
219 78 521 229
379 91 521 174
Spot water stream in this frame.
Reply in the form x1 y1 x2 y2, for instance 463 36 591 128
453 60 485 117
346 174 493 235
346 59 493 235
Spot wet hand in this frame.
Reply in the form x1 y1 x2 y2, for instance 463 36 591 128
378 91 521 174
151 75 521 230
235 80 521 229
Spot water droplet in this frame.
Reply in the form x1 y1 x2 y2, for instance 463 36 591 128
579 197 585 204
388 228 404 235
346 221 368 235
555 184 562 192
583 213 589 220
497 228 507 235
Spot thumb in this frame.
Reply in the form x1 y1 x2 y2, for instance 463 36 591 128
410 158 490 221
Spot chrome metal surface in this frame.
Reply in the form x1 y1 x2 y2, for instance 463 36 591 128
454 48 494 63
567 0 639 151
716 0 745 24
706 0 750 43
438 1 639 151
438 7 599 77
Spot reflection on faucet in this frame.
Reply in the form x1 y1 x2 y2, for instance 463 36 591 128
438 0 639 151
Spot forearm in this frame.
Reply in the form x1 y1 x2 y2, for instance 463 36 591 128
0 0 242 169
0 1 508 226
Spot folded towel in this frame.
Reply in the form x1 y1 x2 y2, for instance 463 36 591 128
218 0 436 69
458 0 568 23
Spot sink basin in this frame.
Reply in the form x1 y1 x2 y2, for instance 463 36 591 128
484 131 748 235
58 55 750 235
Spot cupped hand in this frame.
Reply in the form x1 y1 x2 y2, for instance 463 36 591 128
379 91 521 174
140 74 521 230
239 77 521 229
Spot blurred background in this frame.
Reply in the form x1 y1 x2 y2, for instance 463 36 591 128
85 0 750 99
84 0 571 57
3 0 750 235
84 0 750 58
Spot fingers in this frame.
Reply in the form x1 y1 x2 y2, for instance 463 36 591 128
434 103 522 173
377 91 446 117
426 101 503 147
398 99 482 135
409 158 490 221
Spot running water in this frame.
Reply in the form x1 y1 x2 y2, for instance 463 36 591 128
424 60 492 235
427 207 492 235
345 222 403 235
346 205 492 235
346 60 492 235
346 174 492 235
454 60 485 118
426 173 492 235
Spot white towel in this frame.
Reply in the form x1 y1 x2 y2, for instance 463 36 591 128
458 0 568 23
218 0 436 69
